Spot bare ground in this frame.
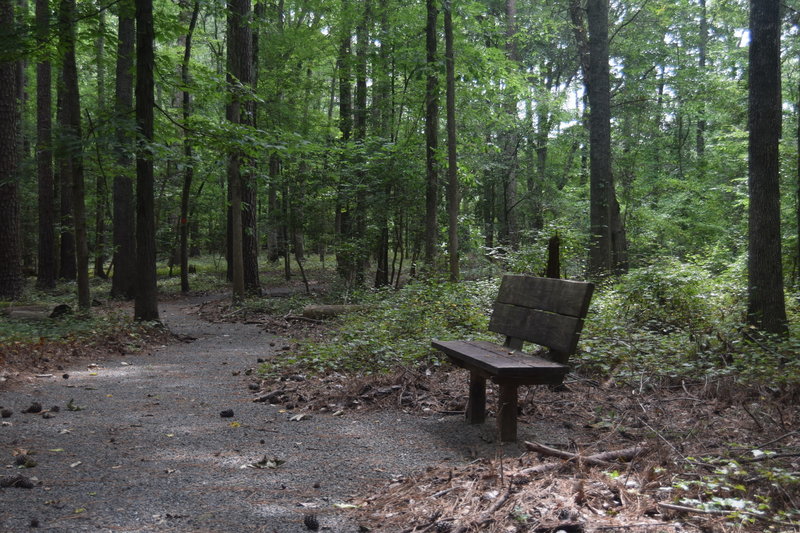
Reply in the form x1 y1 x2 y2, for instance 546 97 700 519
0 294 534 532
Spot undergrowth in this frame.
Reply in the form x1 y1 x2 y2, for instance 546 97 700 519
265 277 500 374
266 258 799 387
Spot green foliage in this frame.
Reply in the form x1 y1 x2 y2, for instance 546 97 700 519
672 454 800 526
577 258 800 385
266 278 499 374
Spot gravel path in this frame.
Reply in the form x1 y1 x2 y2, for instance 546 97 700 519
0 295 524 532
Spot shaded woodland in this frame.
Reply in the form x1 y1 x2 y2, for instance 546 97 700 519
0 0 795 329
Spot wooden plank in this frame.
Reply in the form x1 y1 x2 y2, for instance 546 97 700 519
488 304 586 354
467 371 486 424
431 340 569 384
495 275 594 318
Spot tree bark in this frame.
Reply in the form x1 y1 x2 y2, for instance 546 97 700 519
373 0 391 288
747 0 786 334
59 0 90 308
500 0 518 250
111 1 136 299
134 0 159 321
424 0 439 265
180 0 200 294
93 8 108 278
696 0 707 176
444 0 458 281
226 0 253 301
0 0 23 300
57 89 76 281
36 0 55 290
577 0 626 278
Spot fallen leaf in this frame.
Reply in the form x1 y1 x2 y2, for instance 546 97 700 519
66 399 84 412
229 421 241 428
333 503 358 509
48 448 64 453
70 461 82 468
290 414 311 422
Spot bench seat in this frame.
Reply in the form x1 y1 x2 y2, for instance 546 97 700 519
431 340 569 384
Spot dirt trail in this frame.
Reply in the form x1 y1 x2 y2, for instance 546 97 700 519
1 295 517 532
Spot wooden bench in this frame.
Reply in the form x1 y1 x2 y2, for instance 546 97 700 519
432 274 594 442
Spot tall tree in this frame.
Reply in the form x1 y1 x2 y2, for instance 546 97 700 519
373 0 391 287
111 0 136 299
444 0 458 281
226 0 253 301
59 0 90 308
499 0 519 249
57 97 76 279
424 0 439 264
334 0 356 282
696 0 708 174
0 0 23 300
238 0 259 295
747 0 786 334
134 0 159 321
36 0 55 289
574 0 626 278
93 6 108 278
179 0 200 294
586 0 612 277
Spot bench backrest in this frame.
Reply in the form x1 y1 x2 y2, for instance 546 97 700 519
488 274 594 364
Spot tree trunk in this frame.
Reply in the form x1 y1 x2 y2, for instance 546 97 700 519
424 0 439 265
180 0 199 294
59 0 90 309
134 0 159 321
36 0 55 290
584 0 623 279
267 155 281 262
500 0 518 250
93 8 108 279
696 0 707 176
226 0 253 301
0 0 23 300
747 0 786 334
444 0 458 281
334 0 357 283
111 2 136 299
373 0 391 288
57 89 76 281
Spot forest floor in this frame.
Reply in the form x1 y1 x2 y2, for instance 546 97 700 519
1 288 798 532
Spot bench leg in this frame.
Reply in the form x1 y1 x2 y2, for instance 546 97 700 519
497 383 518 442
466 371 486 424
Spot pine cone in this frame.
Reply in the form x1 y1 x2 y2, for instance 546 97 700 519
303 513 320 531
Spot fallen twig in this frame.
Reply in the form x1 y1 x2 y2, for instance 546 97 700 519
658 502 800 527
524 441 645 469
759 430 799 447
